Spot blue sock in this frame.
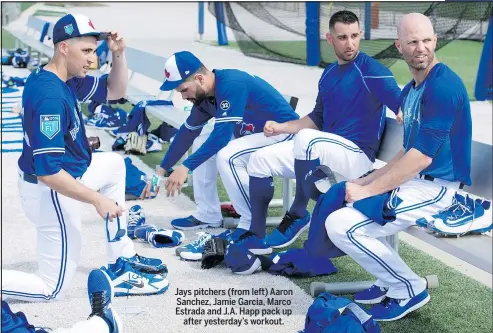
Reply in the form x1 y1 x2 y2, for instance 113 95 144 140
289 158 320 218
249 176 275 238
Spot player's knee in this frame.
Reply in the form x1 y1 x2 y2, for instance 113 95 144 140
105 151 125 171
293 128 318 158
325 208 352 240
216 145 231 166
247 150 273 178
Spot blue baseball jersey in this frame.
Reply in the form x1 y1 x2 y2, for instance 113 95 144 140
308 52 401 162
18 67 108 178
401 63 472 185
160 69 299 171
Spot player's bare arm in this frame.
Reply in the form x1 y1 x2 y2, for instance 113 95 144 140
38 170 124 220
106 30 128 100
264 116 317 137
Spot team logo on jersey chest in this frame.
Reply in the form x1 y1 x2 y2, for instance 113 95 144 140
220 100 230 111
40 115 60 140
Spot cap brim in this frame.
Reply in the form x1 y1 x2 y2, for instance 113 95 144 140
160 79 183 91
81 32 107 41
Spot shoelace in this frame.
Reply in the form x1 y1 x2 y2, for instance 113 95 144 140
89 291 108 317
127 212 142 228
277 212 295 234
188 232 211 249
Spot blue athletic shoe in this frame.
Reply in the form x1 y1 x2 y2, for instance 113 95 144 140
171 215 221 230
416 193 492 235
266 211 310 248
87 269 121 333
104 258 169 297
112 254 168 275
354 285 389 304
134 225 158 241
148 229 185 248
176 232 213 261
370 289 430 321
220 228 247 243
234 231 272 255
127 205 146 239
225 244 262 275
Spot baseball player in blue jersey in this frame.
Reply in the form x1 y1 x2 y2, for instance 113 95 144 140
156 51 299 234
243 11 402 253
324 13 472 321
2 14 168 302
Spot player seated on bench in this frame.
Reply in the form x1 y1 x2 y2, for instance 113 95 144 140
154 51 299 257
243 10 401 253
323 13 473 321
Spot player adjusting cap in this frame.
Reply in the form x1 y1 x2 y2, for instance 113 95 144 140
160 51 203 91
53 14 106 44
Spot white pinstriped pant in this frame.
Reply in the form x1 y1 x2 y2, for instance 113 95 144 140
2 152 136 302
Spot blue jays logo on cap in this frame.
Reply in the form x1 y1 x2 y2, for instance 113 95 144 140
40 115 60 140
160 51 203 91
64 24 74 35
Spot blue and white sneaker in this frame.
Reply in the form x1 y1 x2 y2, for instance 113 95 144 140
134 225 158 241
127 205 146 239
87 269 121 333
113 254 168 275
370 289 430 321
107 128 121 138
266 211 310 248
104 258 169 297
354 285 389 304
148 229 185 248
176 232 213 261
416 193 492 236
146 133 163 153
234 231 272 255
171 215 221 230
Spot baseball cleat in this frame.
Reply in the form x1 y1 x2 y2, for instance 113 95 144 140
176 232 213 261
114 254 168 275
104 258 169 297
233 231 272 255
127 205 146 239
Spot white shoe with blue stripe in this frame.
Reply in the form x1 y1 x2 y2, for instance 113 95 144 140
416 193 492 236
104 258 169 297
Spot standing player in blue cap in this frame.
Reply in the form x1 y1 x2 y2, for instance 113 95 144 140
156 51 298 252
2 13 169 302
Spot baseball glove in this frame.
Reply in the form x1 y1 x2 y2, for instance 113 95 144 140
87 136 101 151
124 132 147 155
201 237 229 269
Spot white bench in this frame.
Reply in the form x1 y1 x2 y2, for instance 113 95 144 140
4 16 54 66
311 117 492 296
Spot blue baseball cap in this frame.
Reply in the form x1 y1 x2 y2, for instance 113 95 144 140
160 51 203 91
53 14 106 44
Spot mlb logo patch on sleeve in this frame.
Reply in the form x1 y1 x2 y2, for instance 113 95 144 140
40 115 61 139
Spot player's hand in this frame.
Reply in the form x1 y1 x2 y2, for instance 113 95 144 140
345 182 374 203
155 166 168 177
396 108 404 125
94 195 124 221
264 121 284 137
106 31 126 55
349 177 369 186
139 182 161 200
165 165 189 197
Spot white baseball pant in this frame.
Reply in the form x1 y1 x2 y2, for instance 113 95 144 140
2 152 136 302
248 128 373 181
49 316 112 333
191 131 294 229
326 177 460 299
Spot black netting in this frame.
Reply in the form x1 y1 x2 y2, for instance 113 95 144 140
209 2 492 68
